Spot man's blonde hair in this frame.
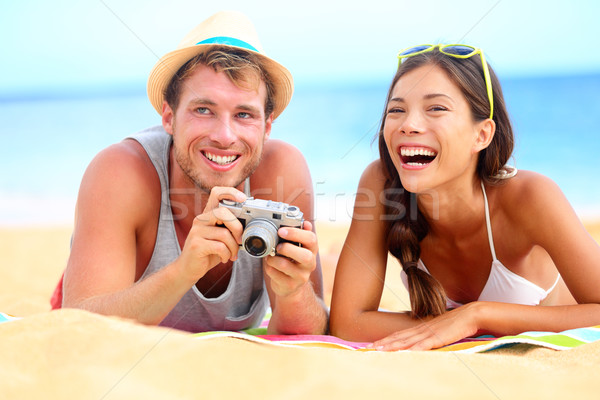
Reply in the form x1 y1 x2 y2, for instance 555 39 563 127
164 46 275 118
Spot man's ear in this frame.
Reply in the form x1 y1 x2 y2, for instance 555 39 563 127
472 118 495 153
162 102 174 135
263 113 273 141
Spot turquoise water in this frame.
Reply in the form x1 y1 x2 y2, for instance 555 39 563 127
1 73 599 225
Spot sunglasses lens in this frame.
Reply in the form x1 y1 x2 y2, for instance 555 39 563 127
442 45 476 56
399 45 432 57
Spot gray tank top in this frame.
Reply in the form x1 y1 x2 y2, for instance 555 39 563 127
127 126 268 332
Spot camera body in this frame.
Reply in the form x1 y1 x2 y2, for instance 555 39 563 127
219 198 304 258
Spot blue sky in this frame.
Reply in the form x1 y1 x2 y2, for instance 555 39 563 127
1 0 599 95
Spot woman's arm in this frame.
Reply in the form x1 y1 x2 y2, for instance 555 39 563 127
330 161 424 342
517 172 600 305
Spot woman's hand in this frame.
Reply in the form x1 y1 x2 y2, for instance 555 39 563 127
368 302 482 351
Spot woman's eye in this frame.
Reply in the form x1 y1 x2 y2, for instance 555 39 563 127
429 106 448 112
387 107 405 114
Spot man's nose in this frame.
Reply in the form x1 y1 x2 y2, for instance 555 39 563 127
210 117 237 146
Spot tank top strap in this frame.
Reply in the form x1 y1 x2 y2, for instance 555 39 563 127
481 181 498 261
244 177 251 197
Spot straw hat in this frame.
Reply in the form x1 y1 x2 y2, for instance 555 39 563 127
147 11 293 120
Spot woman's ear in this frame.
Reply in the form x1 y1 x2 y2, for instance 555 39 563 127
472 119 496 153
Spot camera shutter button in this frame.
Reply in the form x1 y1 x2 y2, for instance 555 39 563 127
286 206 299 217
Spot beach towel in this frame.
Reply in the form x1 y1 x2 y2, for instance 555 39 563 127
0 312 17 324
4 308 599 400
49 273 64 310
193 324 600 353
1 309 599 353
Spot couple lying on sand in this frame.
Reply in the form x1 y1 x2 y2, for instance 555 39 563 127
50 11 600 351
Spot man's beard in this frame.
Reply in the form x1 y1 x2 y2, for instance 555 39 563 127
173 144 262 193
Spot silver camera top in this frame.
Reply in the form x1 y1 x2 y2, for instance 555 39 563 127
220 198 303 224
219 198 303 258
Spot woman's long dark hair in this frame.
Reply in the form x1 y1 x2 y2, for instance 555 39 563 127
378 48 514 318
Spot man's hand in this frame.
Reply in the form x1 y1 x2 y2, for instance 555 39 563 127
263 220 318 298
175 187 246 284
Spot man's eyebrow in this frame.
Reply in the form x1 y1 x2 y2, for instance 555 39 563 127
188 98 261 114
237 104 262 114
189 98 217 106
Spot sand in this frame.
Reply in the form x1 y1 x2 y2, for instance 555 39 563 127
1 221 600 398
0 221 413 316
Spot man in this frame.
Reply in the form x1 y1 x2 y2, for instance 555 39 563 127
53 11 328 335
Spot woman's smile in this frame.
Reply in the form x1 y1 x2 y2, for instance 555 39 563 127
399 145 438 169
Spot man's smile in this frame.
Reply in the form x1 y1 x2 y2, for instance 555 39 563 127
202 150 241 166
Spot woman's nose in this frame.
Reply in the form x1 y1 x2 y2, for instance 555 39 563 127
400 112 423 136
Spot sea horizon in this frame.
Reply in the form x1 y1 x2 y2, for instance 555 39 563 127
1 72 599 226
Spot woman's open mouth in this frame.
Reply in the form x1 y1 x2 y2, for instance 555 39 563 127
399 146 438 168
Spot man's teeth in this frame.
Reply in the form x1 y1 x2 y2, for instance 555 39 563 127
400 147 437 157
204 152 237 165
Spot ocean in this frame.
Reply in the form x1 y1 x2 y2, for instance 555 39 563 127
1 73 599 225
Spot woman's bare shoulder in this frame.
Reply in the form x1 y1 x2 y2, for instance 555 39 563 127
495 170 563 205
493 169 572 232
359 160 387 188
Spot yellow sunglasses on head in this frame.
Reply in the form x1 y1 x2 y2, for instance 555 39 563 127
397 44 494 120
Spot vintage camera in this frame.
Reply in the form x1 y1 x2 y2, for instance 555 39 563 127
219 198 304 258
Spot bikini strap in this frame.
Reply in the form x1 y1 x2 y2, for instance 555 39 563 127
546 273 561 295
481 181 498 261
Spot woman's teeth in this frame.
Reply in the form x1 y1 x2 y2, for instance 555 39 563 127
400 147 437 157
400 147 438 166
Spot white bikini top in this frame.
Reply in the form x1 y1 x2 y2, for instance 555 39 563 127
401 181 560 309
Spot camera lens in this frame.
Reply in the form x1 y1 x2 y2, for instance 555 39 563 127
242 219 278 258
245 236 267 256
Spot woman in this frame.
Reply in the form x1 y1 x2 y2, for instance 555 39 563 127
329 44 600 350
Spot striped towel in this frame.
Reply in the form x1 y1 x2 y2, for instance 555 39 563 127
2 310 598 353
0 312 19 324
194 316 600 353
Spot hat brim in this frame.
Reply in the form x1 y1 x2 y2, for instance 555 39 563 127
147 44 293 120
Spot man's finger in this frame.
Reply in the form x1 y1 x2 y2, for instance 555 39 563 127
203 186 247 212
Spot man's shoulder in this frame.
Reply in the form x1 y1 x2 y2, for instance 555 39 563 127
261 139 303 159
257 139 307 174
93 125 166 173
95 138 152 171
85 134 161 197
251 139 310 194
126 125 169 141
77 137 162 228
